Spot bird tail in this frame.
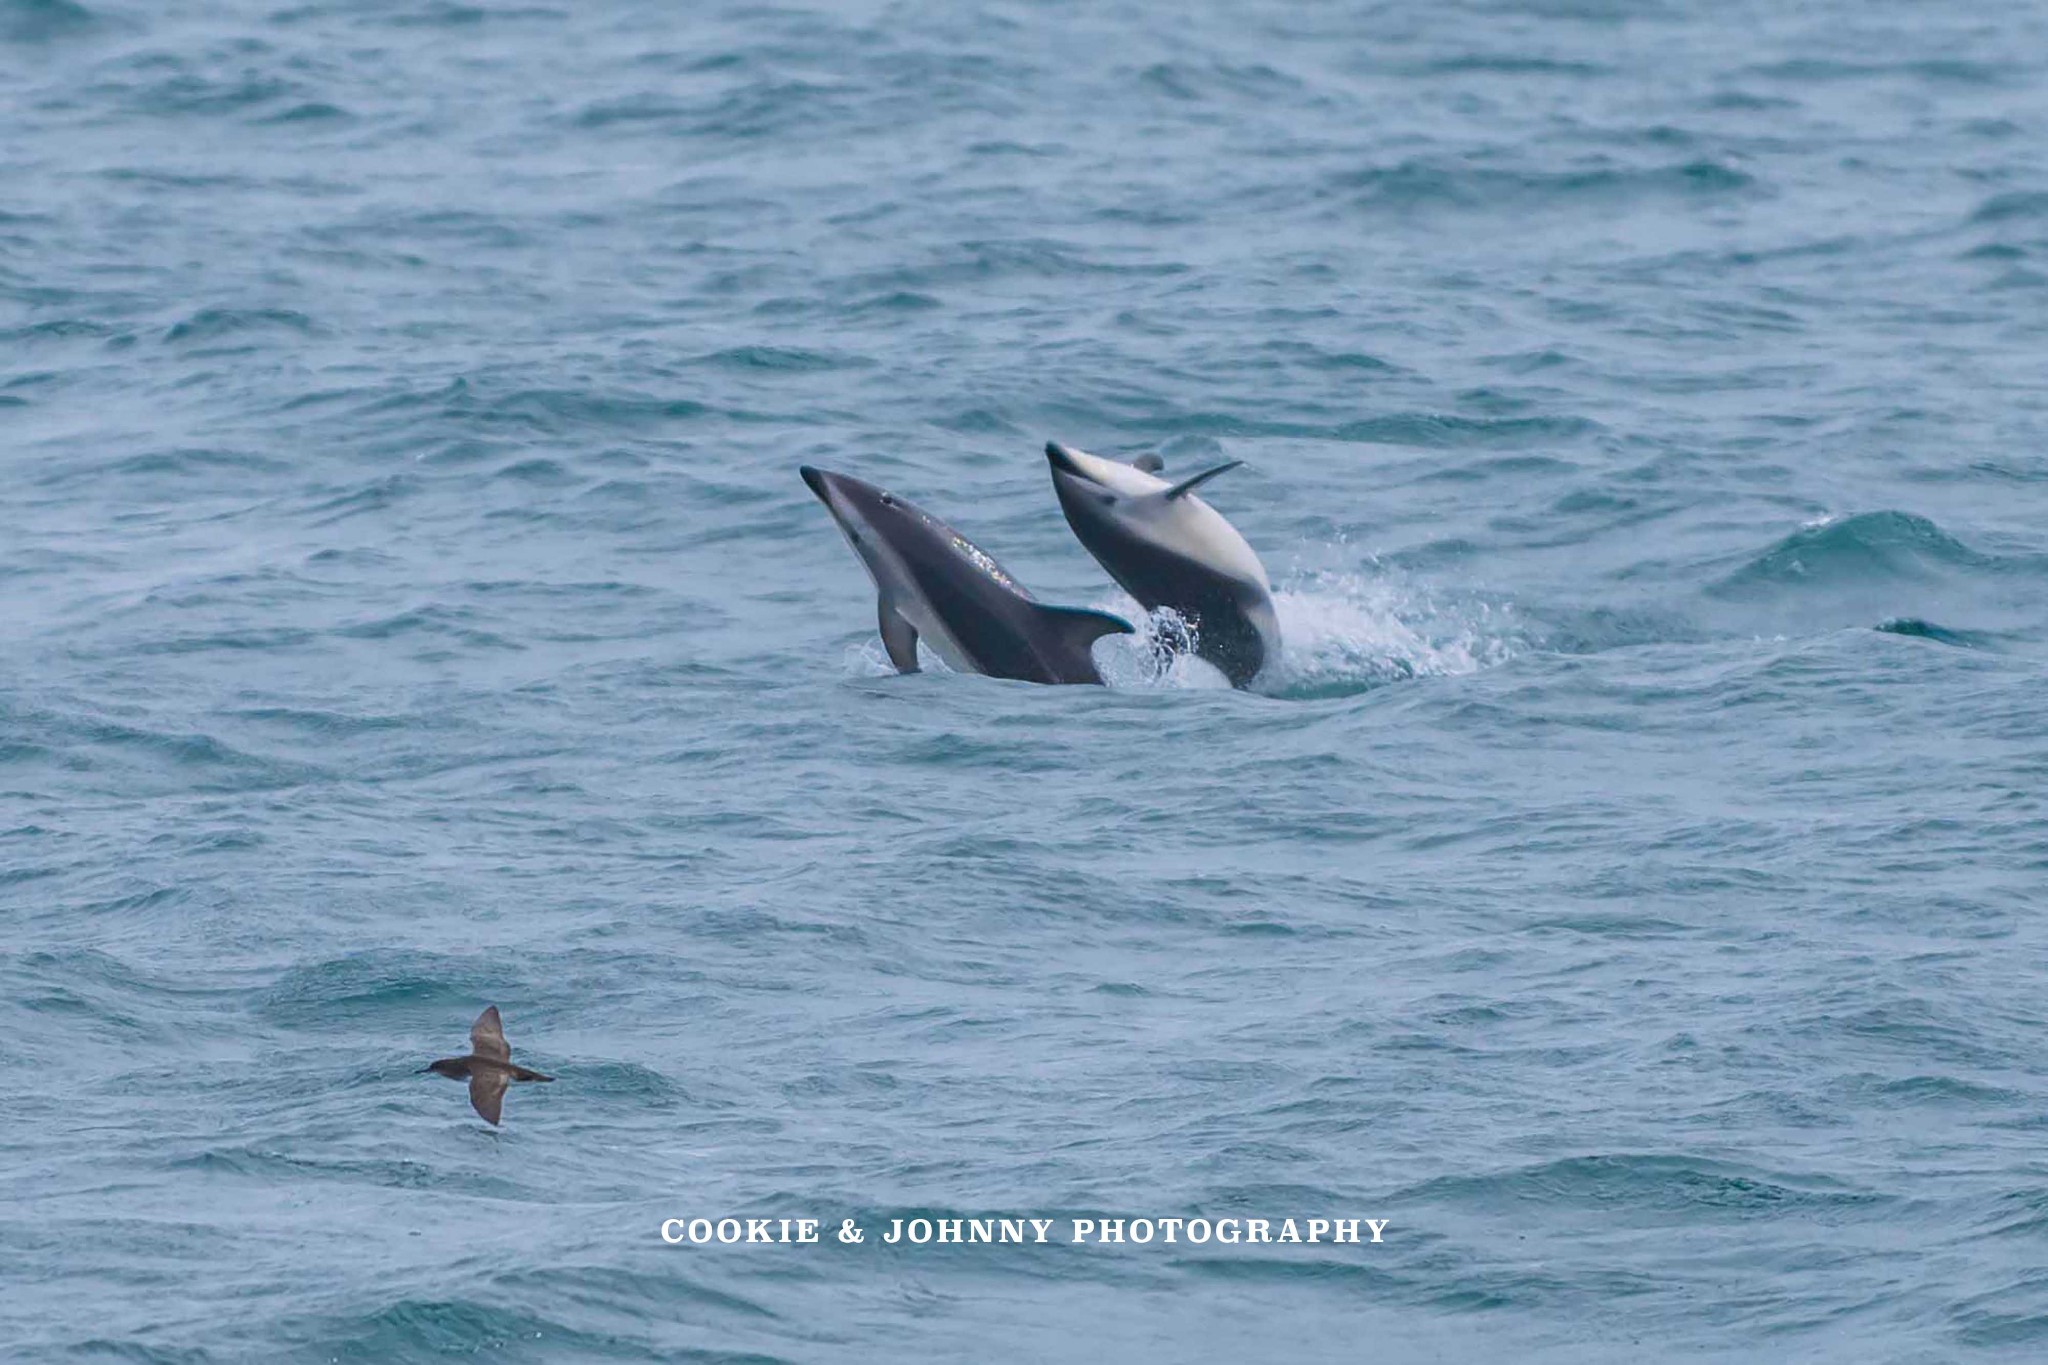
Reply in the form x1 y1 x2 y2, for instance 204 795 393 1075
509 1065 553 1083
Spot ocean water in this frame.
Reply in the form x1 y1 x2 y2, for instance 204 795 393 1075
5 0 2048 1359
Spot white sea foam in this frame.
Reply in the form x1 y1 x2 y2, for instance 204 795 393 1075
1259 567 1513 697
1095 558 1515 697
843 638 897 677
843 637 959 677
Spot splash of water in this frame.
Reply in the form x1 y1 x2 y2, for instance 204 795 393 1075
1260 567 1513 698
839 553 1514 695
1096 563 1516 698
1094 605 1234 690
843 638 901 677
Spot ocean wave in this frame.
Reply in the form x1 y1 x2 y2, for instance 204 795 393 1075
2 0 99 43
163 308 320 344
1872 617 1998 649
1709 511 1986 598
1399 1153 1887 1217
1331 158 1758 216
288 1296 647 1364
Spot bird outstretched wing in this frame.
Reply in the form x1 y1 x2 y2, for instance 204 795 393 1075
470 1006 510 1062
469 1070 508 1126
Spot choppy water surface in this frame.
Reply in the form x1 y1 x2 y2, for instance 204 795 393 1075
6 1 2048 1360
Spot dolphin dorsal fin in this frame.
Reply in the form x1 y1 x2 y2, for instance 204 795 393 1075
1161 460 1243 501
1131 453 1165 474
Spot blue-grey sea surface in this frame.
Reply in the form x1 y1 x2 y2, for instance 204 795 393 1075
5 0 2048 1360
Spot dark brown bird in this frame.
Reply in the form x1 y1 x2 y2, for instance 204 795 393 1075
421 1006 553 1125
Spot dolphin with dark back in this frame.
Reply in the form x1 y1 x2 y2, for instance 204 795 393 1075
1043 441 1280 687
801 465 1133 685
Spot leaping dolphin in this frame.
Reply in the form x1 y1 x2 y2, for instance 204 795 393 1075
1043 441 1280 687
801 465 1133 685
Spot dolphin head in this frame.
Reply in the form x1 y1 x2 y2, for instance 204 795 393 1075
1043 441 1270 588
803 464 1030 600
801 465 925 586
1044 441 1161 534
801 463 893 536
1044 440 1191 577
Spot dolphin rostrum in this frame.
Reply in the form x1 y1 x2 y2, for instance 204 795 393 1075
421 1006 553 1126
801 465 1133 685
1043 441 1280 687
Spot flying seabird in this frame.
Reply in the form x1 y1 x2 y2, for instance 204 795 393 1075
421 1006 553 1125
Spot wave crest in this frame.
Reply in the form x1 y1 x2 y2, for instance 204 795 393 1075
1709 511 1982 599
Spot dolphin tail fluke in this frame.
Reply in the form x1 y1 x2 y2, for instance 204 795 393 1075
878 599 921 673
1032 604 1135 651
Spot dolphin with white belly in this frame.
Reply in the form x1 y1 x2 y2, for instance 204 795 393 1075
1043 441 1280 687
801 465 1133 685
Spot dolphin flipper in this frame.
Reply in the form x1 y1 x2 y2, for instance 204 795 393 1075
1161 461 1243 502
878 599 920 673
